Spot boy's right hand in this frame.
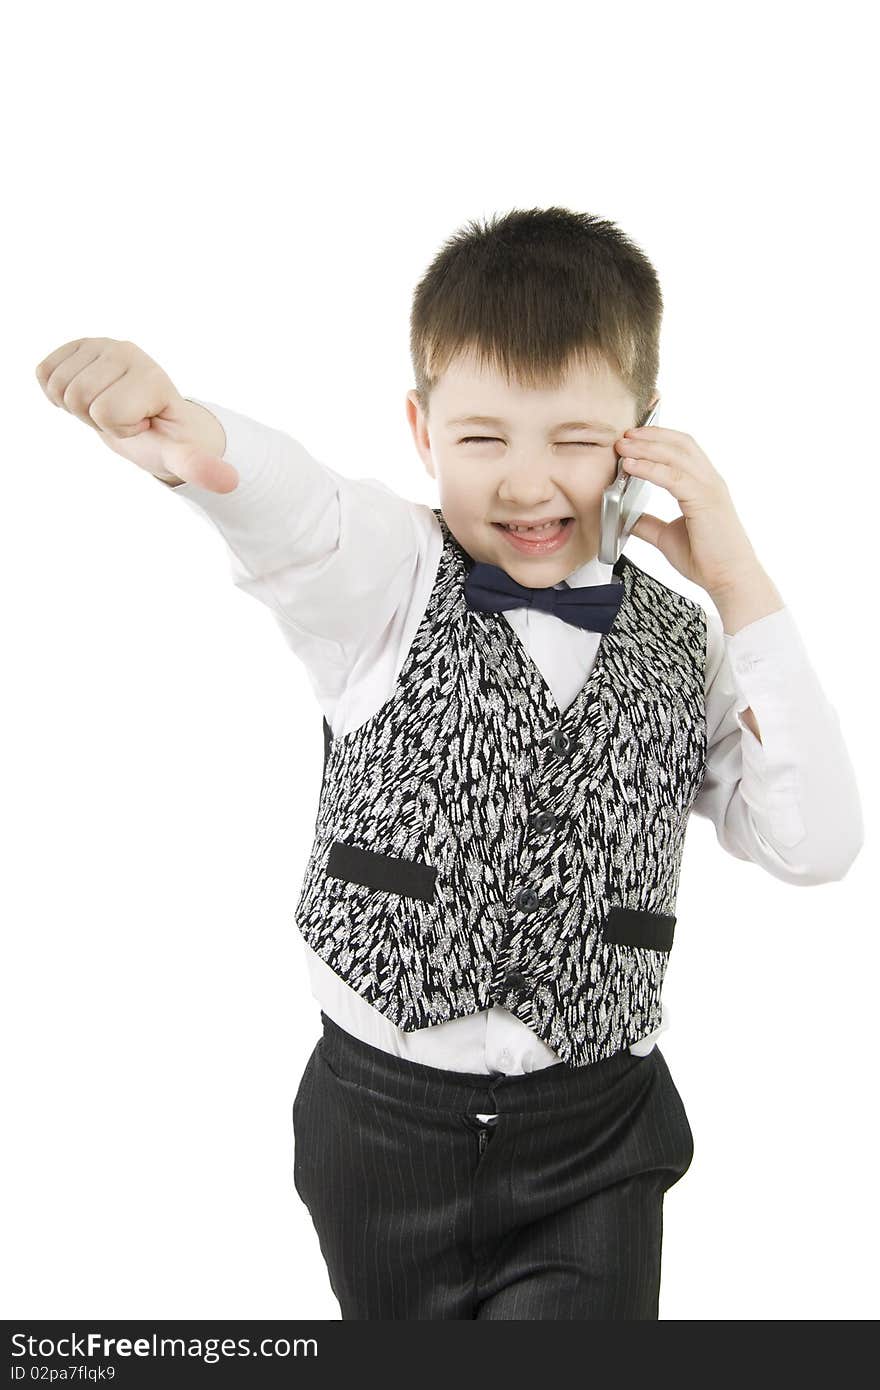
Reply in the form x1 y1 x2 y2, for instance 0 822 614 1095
34 337 239 493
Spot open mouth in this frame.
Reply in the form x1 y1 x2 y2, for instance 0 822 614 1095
492 517 574 552
495 517 573 535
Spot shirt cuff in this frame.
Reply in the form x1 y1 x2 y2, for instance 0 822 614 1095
164 397 341 579
725 606 814 739
723 606 824 847
723 605 812 686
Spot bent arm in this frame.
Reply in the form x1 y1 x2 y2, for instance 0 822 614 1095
692 605 864 885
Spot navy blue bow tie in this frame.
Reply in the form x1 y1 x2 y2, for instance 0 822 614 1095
464 562 624 633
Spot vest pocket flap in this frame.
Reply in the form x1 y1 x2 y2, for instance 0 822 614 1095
326 840 438 903
604 904 676 952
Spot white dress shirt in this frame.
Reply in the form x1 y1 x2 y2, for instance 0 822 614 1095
163 398 863 1116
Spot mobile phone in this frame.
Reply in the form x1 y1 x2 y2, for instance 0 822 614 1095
598 402 659 566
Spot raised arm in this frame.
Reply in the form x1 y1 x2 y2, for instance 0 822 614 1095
162 396 421 683
35 337 422 699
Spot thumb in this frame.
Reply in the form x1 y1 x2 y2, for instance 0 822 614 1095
627 513 664 547
158 438 240 495
102 417 152 439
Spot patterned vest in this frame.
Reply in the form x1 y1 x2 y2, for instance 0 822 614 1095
294 509 707 1066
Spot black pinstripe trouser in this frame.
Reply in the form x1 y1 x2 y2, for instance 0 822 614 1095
291 1010 694 1320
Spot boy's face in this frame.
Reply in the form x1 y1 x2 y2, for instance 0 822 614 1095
406 351 658 586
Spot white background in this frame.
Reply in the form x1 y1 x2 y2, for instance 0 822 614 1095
4 0 876 1321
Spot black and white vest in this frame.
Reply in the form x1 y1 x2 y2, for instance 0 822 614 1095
294 509 707 1066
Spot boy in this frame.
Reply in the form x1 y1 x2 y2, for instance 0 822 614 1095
35 206 863 1320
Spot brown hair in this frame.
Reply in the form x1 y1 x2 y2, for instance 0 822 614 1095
409 205 663 429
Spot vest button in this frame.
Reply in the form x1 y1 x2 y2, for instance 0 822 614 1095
504 971 527 991
532 810 557 834
548 727 571 755
515 886 539 913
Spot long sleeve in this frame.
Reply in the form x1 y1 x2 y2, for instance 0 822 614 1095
692 603 864 885
166 398 420 683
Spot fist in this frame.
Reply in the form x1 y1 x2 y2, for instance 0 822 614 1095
34 337 239 493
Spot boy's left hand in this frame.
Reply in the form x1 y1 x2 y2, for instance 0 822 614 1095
615 425 763 597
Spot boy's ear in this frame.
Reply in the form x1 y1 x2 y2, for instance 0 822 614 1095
405 389 424 441
405 391 436 479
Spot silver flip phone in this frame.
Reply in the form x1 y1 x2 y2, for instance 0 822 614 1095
598 402 659 566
